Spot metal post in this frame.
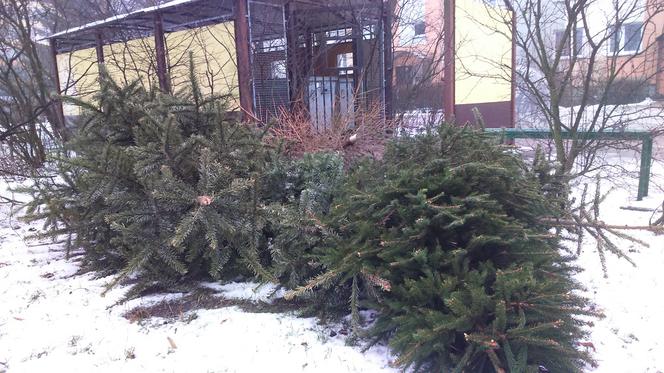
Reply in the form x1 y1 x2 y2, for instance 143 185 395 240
510 5 516 128
234 0 255 121
95 32 105 65
638 135 653 201
154 12 171 93
48 39 66 137
285 2 303 112
383 0 394 120
484 128 653 201
443 0 456 122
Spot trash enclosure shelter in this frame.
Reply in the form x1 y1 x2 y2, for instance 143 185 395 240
47 0 393 127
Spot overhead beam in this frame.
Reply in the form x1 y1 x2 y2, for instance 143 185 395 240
164 14 233 32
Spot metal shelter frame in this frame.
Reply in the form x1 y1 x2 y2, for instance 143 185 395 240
46 0 394 124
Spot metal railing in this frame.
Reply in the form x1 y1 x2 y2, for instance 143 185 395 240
485 128 654 201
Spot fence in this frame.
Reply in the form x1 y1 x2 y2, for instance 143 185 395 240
485 128 654 200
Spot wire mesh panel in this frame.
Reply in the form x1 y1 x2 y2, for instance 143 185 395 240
289 3 382 128
248 1 290 123
306 76 357 130
246 1 386 127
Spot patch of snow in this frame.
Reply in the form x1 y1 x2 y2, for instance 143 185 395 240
199 281 284 303
519 99 664 132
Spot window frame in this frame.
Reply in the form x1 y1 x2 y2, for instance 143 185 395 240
555 27 584 58
608 22 643 55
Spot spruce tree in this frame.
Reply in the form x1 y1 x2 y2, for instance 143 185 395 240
287 125 598 372
263 151 345 288
22 65 276 293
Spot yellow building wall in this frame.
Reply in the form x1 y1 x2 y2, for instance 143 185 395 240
57 48 98 116
167 22 238 102
104 37 158 91
455 0 512 105
57 22 238 116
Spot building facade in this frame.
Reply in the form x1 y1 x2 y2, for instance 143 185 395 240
393 0 515 127
546 0 664 104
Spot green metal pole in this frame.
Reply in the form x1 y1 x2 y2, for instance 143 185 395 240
638 135 653 201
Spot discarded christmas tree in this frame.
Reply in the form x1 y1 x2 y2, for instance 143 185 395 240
20 61 598 371
263 151 345 289
287 125 599 372
23 66 277 293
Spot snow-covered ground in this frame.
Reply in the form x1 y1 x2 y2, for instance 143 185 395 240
570 149 664 373
576 187 664 373
0 182 395 373
525 99 664 132
1 144 663 372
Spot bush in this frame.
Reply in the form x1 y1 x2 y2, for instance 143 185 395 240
560 78 650 107
287 125 597 372
267 104 393 165
602 78 650 105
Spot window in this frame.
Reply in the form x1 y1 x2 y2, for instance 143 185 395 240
324 28 353 44
555 30 571 57
414 21 426 36
609 22 643 53
624 23 643 52
573 28 584 56
256 38 286 52
398 0 426 45
555 28 584 57
396 65 415 85
363 24 377 40
337 53 354 75
270 60 287 79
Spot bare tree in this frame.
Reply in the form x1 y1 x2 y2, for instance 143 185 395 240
391 0 449 115
457 0 664 268
498 0 664 178
0 0 155 172
0 0 68 170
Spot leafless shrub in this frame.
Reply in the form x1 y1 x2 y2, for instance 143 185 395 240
267 103 395 165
